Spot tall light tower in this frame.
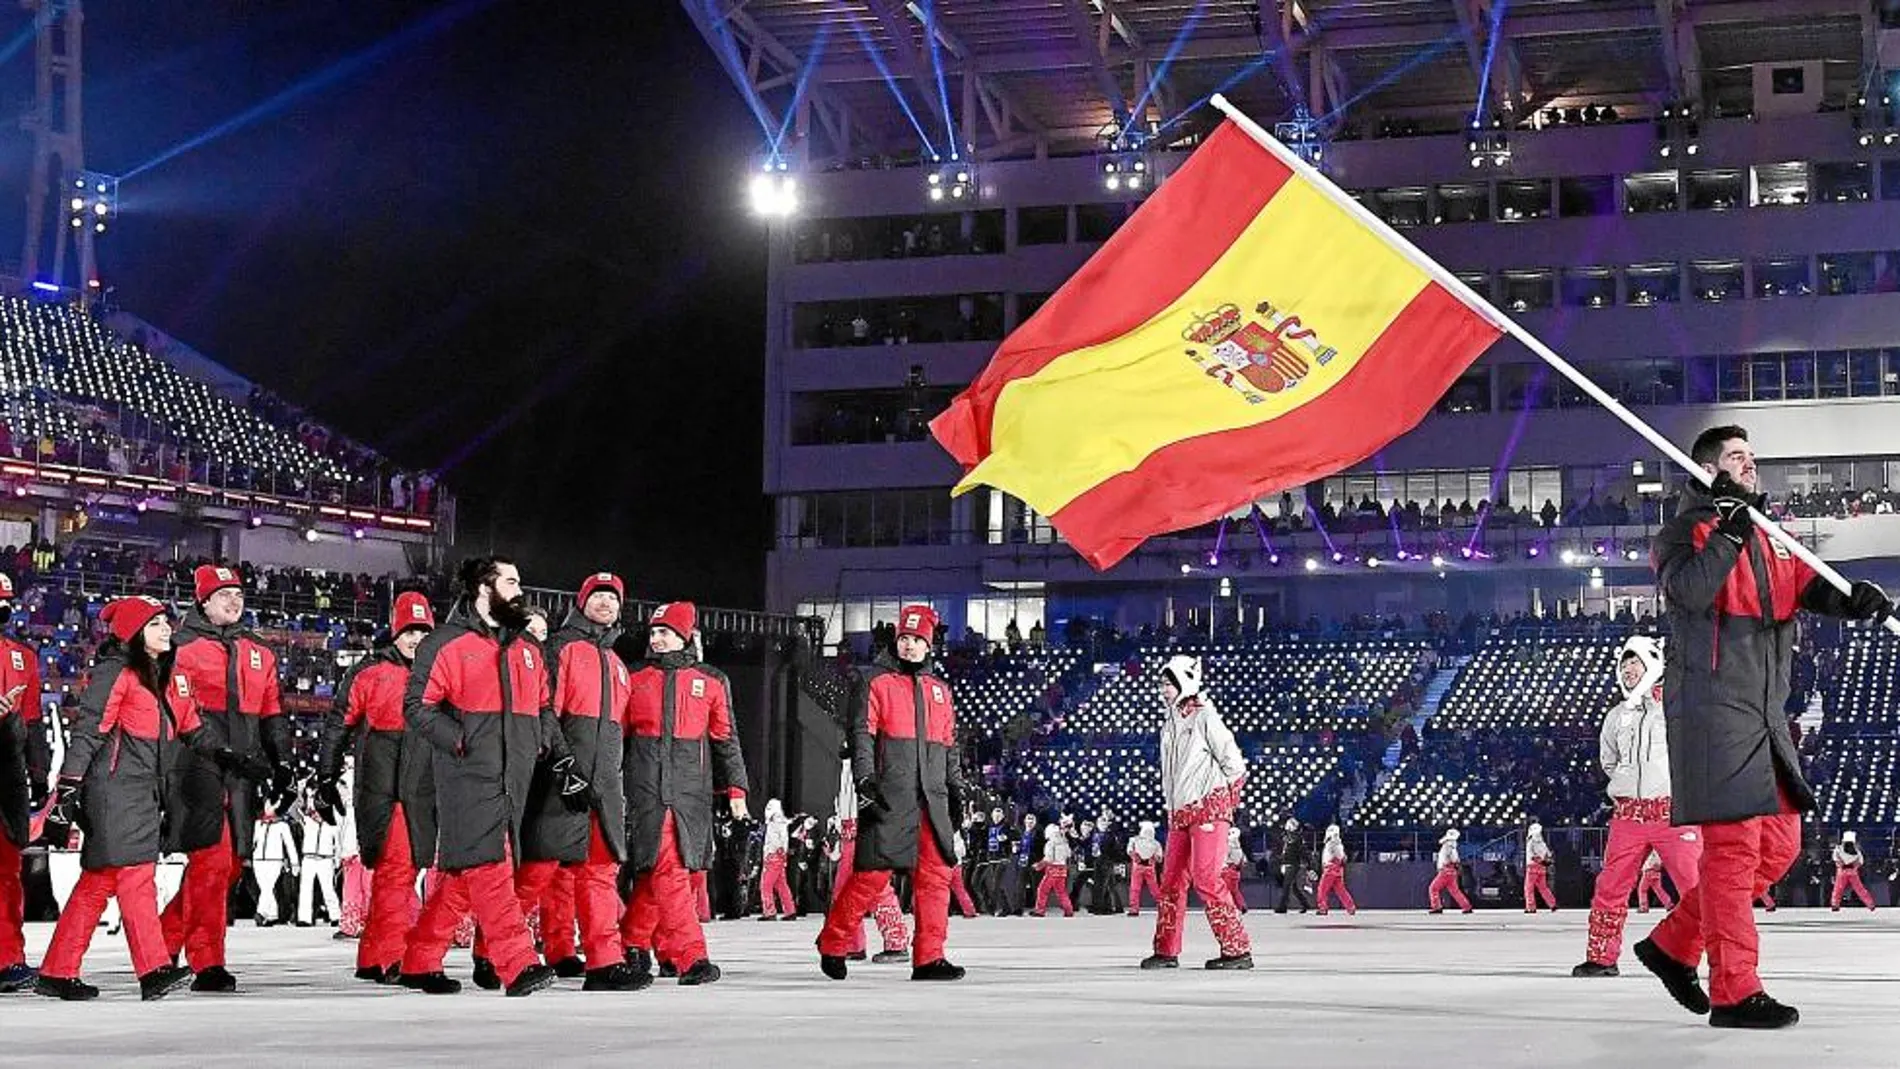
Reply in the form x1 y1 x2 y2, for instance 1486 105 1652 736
19 0 95 290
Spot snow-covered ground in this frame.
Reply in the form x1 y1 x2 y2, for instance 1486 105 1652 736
7 909 1896 1066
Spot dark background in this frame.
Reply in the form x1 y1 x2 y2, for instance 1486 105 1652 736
0 0 768 606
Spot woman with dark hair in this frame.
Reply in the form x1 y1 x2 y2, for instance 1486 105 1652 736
37 597 273 1001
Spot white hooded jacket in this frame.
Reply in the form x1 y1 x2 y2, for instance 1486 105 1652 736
1835 834 1863 868
1526 827 1551 866
1600 636 1671 801
1322 827 1346 867
1129 822 1162 864
1436 832 1460 870
1157 657 1248 824
764 799 789 855
1042 825 1071 867
1224 827 1245 868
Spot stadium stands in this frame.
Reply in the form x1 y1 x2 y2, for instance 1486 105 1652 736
1432 636 1629 731
1822 624 1900 733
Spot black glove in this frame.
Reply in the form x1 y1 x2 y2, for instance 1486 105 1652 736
551 755 592 813
48 777 83 828
1845 580 1895 623
214 748 275 782
313 777 346 826
1708 472 1762 546
855 775 889 813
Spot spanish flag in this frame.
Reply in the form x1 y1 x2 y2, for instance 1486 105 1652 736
931 111 1504 570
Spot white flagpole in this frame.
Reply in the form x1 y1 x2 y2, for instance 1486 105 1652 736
1209 94 1897 634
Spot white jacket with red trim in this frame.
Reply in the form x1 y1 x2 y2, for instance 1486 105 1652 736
1159 694 1246 827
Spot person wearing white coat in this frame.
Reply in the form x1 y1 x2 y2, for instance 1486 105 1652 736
1222 827 1247 913
1831 831 1875 911
1316 825 1356 916
758 799 797 920
251 808 299 927
1428 830 1472 913
1033 825 1075 917
1126 821 1163 916
1144 656 1252 971
298 803 342 927
1524 823 1557 913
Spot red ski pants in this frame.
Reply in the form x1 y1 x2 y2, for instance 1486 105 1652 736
1127 861 1160 915
1524 862 1556 911
359 804 421 971
619 811 708 969
820 822 952 966
1584 816 1700 965
1152 821 1249 959
0 833 23 967
692 870 711 922
1316 861 1355 914
161 820 237 970
1428 865 1471 911
1637 871 1673 910
760 851 797 917
401 843 538 986
1034 865 1074 915
1648 798 1800 1007
1833 868 1875 910
832 827 907 954
41 863 168 979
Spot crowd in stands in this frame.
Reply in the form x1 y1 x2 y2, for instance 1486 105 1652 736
792 213 1003 264
0 295 440 513
1777 486 1900 521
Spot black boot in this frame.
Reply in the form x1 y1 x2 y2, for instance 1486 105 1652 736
910 959 965 981
471 956 501 991
505 963 557 998
820 953 848 980
1139 954 1179 970
1710 992 1799 1030
549 956 586 979
139 965 194 1001
582 962 653 992
400 971 463 994
190 966 237 993
354 965 392 983
34 975 99 1001
872 950 908 964
624 947 653 977
1571 961 1619 978
1633 938 1710 1015
845 950 867 962
0 963 37 992
677 959 721 986
1205 953 1254 970
658 960 679 978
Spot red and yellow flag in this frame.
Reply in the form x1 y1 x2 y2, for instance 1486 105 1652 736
930 119 1503 569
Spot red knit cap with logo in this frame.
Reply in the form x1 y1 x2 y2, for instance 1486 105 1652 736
895 604 939 645
193 564 243 603
102 596 169 644
390 591 436 636
578 572 625 606
650 601 696 640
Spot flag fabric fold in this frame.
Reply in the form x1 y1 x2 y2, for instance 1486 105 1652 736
930 119 1503 569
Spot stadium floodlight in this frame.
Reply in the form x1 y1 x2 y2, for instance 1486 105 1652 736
928 162 975 203
1431 555 1446 568
1304 557 1320 572
748 163 798 219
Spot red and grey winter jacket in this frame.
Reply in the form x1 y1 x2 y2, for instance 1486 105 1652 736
61 651 219 871
624 648 749 873
1654 481 1862 824
405 603 555 872
317 646 436 869
170 610 287 855
522 616 633 864
0 632 48 849
849 653 968 872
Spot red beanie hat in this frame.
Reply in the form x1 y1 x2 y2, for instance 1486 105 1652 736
102 596 169 644
650 601 697 640
896 604 939 645
193 564 243 603
0 572 14 602
390 591 436 636
578 572 625 606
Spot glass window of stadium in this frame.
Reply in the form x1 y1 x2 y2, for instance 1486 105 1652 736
1881 161 1900 200
1370 187 1427 227
1784 352 1817 399
1017 292 1053 325
1454 271 1492 300
1813 161 1872 203
1820 253 1877 295
983 489 1058 545
1433 183 1488 223
1560 267 1615 308
1557 176 1615 217
967 594 1046 647
1687 169 1743 211
1623 171 1679 213
1507 470 1563 514
1749 161 1809 206
1436 369 1491 413
1625 263 1680 304
1017 206 1069 245
1495 179 1551 221
1076 202 1135 242
1753 256 1811 298
1690 260 1744 302
1501 269 1554 311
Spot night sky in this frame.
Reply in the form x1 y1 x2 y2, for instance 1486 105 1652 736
0 1 768 607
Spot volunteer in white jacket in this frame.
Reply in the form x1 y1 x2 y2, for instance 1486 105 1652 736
1032 825 1075 917
1316 824 1355 916
251 806 299 927
1427 830 1472 913
1574 636 1703 976
758 799 797 920
1126 821 1163 916
1143 656 1251 971
297 803 341 926
1637 850 1673 912
1831 832 1875 912
1524 823 1557 913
